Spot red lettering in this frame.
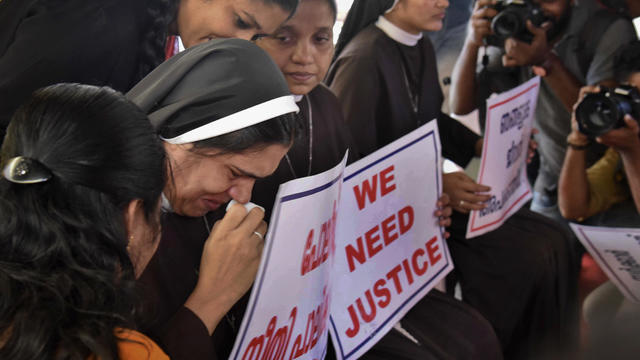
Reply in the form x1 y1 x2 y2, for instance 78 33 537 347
356 290 377 322
353 175 378 210
345 237 366 272
402 259 414 285
320 222 329 263
381 214 398 246
373 279 391 308
300 230 314 275
398 206 414 234
345 305 360 338
379 165 396 196
300 206 337 276
411 248 428 276
365 225 383 258
242 307 297 360
426 236 442 265
386 264 404 294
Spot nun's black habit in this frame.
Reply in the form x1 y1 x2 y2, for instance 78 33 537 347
251 84 503 360
129 39 298 360
326 0 579 358
130 39 501 360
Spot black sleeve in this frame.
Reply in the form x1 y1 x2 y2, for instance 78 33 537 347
159 307 218 360
326 53 381 159
437 112 481 168
0 0 143 137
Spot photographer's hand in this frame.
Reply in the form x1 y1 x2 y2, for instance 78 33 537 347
450 0 497 115
596 115 640 154
502 20 552 67
599 114 640 213
558 86 599 220
467 0 498 47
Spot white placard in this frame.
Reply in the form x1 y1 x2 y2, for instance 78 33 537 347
466 76 540 238
571 224 640 303
329 121 453 360
229 153 348 360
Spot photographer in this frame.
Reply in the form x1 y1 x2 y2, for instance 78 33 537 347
558 40 640 226
562 41 640 359
450 0 635 227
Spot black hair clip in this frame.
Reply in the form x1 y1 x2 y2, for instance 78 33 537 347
2 157 52 184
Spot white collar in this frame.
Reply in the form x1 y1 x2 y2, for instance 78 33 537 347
294 94 303 103
375 15 422 47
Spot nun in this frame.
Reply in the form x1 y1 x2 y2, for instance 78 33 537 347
250 0 503 358
326 0 579 358
127 39 298 360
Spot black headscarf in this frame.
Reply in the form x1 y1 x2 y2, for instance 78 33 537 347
126 38 298 144
333 0 397 60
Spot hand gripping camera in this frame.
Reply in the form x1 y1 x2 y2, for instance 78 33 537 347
485 0 550 47
576 85 640 137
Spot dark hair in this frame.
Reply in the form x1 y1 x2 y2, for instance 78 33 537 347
327 0 338 21
0 84 166 360
193 113 298 154
137 0 302 82
137 0 180 82
614 40 640 83
265 0 300 15
333 0 394 60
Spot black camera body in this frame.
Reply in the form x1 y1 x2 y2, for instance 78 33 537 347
576 85 640 137
485 0 550 47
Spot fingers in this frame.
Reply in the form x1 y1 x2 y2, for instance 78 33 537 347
527 135 538 164
461 179 491 193
434 202 453 219
526 20 551 35
236 207 266 235
576 85 601 107
473 6 498 21
438 216 452 228
252 221 268 251
475 0 497 11
624 115 639 134
436 193 450 208
215 204 251 234
502 55 519 67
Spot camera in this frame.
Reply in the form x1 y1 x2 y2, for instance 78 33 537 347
576 85 640 137
485 0 550 47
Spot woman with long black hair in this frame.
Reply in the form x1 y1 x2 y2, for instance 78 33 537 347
0 83 166 359
0 0 299 144
326 0 579 358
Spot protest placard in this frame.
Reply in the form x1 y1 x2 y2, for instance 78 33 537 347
466 76 540 238
329 121 453 360
571 224 640 303
229 154 348 360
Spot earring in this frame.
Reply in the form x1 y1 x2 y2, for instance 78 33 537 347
127 235 134 251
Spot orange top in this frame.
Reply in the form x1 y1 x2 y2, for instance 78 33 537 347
116 329 169 360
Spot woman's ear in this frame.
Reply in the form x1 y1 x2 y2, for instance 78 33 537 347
124 199 158 278
124 199 146 242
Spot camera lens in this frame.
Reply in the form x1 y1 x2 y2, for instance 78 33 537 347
492 11 522 37
590 101 613 127
576 94 621 136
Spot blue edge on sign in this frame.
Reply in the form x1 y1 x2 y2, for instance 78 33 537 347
232 130 450 360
